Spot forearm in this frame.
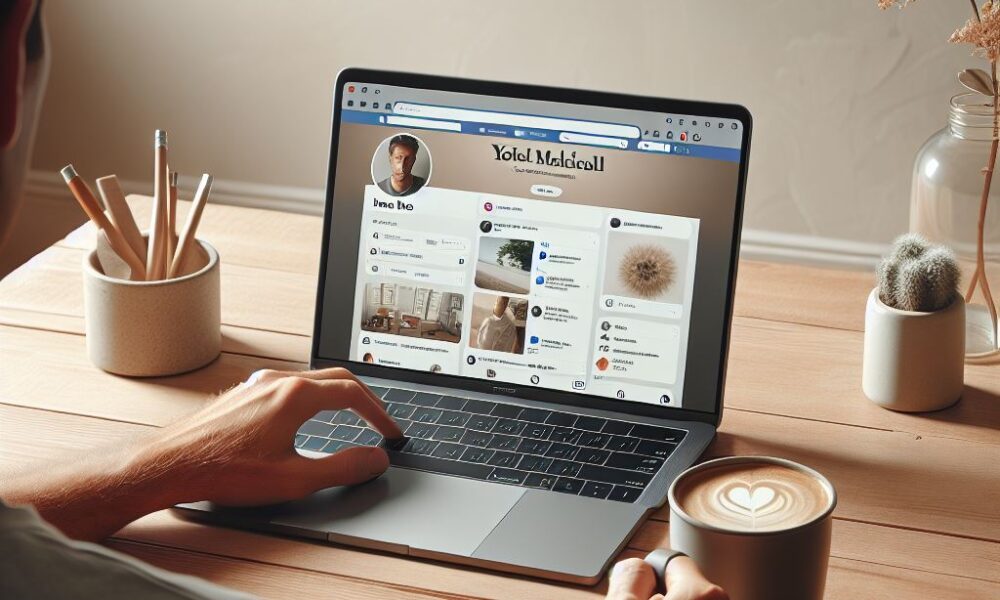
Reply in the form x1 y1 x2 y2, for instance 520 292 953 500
1 436 183 541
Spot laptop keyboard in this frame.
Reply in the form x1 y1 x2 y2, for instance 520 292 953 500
294 386 686 503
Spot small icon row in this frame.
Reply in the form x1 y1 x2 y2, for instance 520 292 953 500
347 99 392 110
664 117 738 130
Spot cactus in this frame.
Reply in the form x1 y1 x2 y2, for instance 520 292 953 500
876 234 961 312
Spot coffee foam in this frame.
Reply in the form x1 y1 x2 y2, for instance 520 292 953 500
673 461 831 532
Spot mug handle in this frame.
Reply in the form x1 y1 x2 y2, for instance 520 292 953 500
643 548 688 594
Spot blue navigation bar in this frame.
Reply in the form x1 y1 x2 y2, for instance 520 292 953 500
341 110 741 163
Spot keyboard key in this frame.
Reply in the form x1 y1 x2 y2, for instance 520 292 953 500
491 404 523 418
493 418 526 435
545 412 577 427
323 440 351 453
411 407 442 423
355 429 383 446
608 486 643 503
467 414 498 431
432 425 465 442
523 473 557 490
631 424 686 443
301 436 329 452
552 477 584 494
606 435 639 453
547 460 582 477
403 438 438 455
405 422 437 439
387 404 415 419
384 388 416 403
575 416 606 432
437 410 470 427
382 436 408 451
331 425 363 441
462 399 496 414
579 465 652 489
388 451 492 480
461 430 493 447
521 423 553 440
602 420 634 436
545 443 579 460
488 468 527 485
411 392 442 407
518 408 552 423
313 410 338 424
605 452 664 473
461 447 494 464
435 395 467 410
488 434 520 451
580 481 613 499
299 420 335 438
579 432 611 448
518 455 553 473
487 451 520 468
331 411 361 426
576 448 610 464
517 438 551 456
549 427 582 444
635 439 677 459
431 442 465 460
367 385 389 398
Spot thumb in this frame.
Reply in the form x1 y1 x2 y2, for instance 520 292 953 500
606 558 656 600
295 446 390 491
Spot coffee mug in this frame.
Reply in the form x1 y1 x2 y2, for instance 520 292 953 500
655 456 836 600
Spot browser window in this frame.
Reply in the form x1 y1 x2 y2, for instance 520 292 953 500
320 82 745 412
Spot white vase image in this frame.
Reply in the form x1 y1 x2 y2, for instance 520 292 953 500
862 288 965 412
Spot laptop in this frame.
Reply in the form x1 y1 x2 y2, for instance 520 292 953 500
177 68 752 584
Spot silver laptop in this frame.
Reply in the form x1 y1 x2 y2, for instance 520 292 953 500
177 69 752 584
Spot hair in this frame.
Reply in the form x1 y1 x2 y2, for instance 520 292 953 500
388 134 419 154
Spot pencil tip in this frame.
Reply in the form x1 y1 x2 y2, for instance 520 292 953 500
60 165 77 182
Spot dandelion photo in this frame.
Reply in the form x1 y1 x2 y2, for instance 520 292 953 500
618 244 676 299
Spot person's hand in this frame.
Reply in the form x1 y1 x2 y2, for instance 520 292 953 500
138 367 403 507
606 556 728 600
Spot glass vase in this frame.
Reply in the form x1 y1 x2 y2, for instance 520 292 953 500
910 93 1000 361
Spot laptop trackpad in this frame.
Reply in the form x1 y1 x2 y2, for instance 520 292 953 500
270 467 524 556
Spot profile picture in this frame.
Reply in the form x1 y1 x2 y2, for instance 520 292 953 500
362 352 375 363
371 133 432 197
479 220 493 233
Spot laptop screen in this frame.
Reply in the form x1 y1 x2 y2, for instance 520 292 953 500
315 73 748 417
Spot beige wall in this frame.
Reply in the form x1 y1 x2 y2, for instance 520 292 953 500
27 0 976 256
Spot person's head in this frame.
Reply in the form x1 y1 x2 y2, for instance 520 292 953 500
493 295 510 317
387 135 419 181
363 352 374 363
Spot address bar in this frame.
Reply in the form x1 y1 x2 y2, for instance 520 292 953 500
393 103 641 139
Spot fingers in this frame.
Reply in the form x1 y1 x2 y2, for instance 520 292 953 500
291 445 390 492
606 558 656 600
280 376 403 439
663 557 728 600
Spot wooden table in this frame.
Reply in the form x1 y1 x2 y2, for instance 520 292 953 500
1 196 998 599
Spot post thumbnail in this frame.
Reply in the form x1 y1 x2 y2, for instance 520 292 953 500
360 282 464 343
469 293 529 355
475 236 535 294
601 231 691 304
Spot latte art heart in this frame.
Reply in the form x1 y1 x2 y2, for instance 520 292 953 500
674 463 831 532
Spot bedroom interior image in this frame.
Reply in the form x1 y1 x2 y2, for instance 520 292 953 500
360 282 463 343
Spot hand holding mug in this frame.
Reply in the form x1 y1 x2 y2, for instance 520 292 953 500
606 556 728 600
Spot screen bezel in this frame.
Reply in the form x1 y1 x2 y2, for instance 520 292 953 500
312 67 752 427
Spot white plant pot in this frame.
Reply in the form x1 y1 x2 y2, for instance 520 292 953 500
862 288 964 412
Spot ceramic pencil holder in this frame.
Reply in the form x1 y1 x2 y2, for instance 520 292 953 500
82 237 221 377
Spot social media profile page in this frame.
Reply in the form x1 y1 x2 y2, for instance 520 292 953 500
351 184 699 408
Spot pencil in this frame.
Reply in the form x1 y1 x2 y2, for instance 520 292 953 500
168 173 213 278
96 175 147 267
61 165 146 280
167 170 178 265
146 129 169 280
